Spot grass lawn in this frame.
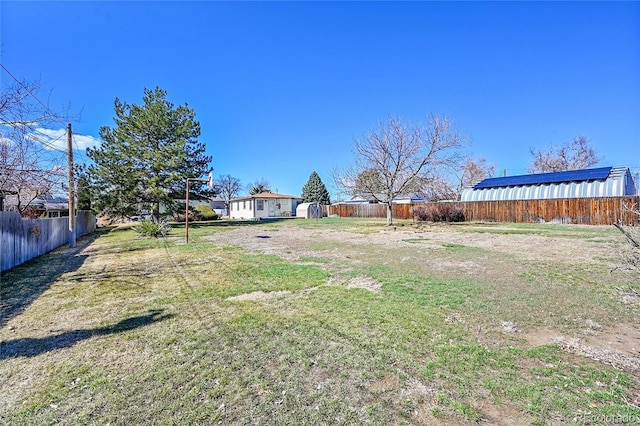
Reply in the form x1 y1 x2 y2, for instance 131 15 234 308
1 218 639 425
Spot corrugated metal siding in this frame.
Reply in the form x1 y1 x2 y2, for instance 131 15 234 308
461 167 635 202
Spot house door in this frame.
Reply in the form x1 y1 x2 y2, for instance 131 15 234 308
268 200 277 217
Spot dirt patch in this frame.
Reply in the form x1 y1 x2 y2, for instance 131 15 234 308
500 321 520 334
226 290 291 302
565 322 640 374
585 323 640 354
554 337 640 373
521 327 562 347
522 323 640 374
326 276 382 293
475 400 536 426
618 286 640 306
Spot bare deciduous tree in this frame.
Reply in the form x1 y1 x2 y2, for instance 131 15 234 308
333 114 466 225
613 203 640 290
0 77 68 215
529 136 601 173
461 158 495 188
1 79 47 126
434 157 497 201
216 174 242 217
0 134 64 214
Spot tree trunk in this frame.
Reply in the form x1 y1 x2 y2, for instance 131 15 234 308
614 223 640 248
386 202 393 226
154 202 160 221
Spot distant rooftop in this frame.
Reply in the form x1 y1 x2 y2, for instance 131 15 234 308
231 192 303 201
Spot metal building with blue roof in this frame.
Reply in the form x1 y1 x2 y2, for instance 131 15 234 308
461 167 637 202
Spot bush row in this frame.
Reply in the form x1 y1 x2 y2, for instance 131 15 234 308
411 204 465 223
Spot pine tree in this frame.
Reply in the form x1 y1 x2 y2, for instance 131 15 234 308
87 87 211 219
75 171 92 211
301 171 331 204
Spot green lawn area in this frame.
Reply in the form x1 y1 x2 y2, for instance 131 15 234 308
1 218 639 425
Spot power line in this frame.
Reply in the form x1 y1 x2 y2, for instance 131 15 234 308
0 64 89 156
0 167 67 177
71 134 84 153
29 128 67 150
1 116 94 157
0 63 68 128
0 112 69 154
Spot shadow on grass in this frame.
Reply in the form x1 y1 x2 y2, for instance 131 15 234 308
0 229 109 329
0 309 173 359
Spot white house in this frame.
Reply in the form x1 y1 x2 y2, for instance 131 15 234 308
229 192 303 219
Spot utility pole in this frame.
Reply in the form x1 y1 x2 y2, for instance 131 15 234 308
67 123 76 248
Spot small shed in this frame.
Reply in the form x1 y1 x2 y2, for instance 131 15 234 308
296 202 324 219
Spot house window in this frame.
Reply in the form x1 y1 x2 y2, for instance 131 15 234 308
243 200 246 209
257 200 264 210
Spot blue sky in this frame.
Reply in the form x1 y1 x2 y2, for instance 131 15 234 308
2 1 638 198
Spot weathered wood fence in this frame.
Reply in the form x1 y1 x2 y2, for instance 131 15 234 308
0 211 96 273
329 196 640 226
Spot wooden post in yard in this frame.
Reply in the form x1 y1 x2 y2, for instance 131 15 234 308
185 178 191 244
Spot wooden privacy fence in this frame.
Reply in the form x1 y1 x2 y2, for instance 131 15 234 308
329 196 640 226
0 211 96 273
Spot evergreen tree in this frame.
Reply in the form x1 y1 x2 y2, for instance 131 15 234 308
75 169 92 211
301 171 331 204
87 87 211 219
247 178 271 195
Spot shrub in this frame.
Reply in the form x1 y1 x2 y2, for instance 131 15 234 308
174 205 219 222
134 217 171 238
436 203 465 222
449 206 465 222
194 204 219 221
412 205 436 222
412 203 465 223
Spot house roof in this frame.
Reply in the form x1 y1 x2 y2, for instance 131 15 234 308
473 167 613 189
231 192 303 201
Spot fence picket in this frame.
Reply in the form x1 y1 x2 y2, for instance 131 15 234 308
0 211 96 273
